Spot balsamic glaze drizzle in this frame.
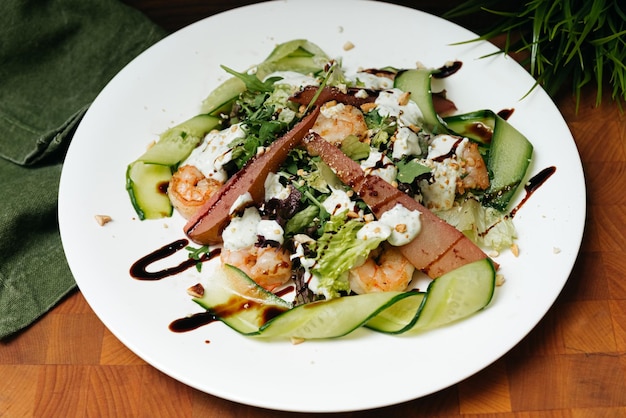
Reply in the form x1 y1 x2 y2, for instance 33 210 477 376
130 238 220 281
509 166 557 218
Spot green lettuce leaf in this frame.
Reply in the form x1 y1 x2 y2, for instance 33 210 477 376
311 211 385 299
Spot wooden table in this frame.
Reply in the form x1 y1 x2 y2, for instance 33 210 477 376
3 1 625 416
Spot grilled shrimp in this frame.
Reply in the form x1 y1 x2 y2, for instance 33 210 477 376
168 165 223 219
311 101 368 146
348 244 415 294
221 245 293 292
458 141 490 194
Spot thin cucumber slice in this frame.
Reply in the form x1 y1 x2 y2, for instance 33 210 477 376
394 68 447 133
365 292 426 334
200 77 246 116
192 258 495 340
126 162 173 220
193 264 292 335
137 114 221 166
126 114 221 219
200 39 330 115
443 109 533 210
258 292 408 339
258 39 330 78
483 115 533 211
410 258 496 332
443 110 495 145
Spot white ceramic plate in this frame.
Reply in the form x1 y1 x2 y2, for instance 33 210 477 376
59 0 585 412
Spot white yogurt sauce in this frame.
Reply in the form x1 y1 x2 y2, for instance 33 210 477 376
379 204 422 246
183 124 244 182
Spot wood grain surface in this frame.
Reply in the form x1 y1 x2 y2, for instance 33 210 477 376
2 1 626 417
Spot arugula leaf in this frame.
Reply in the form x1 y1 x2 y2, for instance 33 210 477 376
186 245 210 272
396 159 431 183
221 65 282 93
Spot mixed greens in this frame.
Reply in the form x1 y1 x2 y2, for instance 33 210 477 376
126 39 534 340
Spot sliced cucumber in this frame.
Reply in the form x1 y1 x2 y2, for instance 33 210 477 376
443 109 533 211
200 77 246 116
192 258 495 339
410 258 496 332
483 114 533 211
258 292 408 339
364 292 426 334
258 39 330 78
443 110 495 145
394 68 447 133
200 39 330 115
126 114 221 219
126 161 173 220
193 264 292 335
138 114 221 166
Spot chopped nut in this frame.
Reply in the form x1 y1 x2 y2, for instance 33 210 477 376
187 283 204 298
291 336 306 345
495 274 505 286
488 250 500 258
553 247 561 254
395 223 407 233
347 211 360 218
360 102 377 113
408 124 421 133
94 215 112 226
398 91 410 106
343 41 355 51
510 243 520 257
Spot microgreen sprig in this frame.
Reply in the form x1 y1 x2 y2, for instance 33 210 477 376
186 245 210 272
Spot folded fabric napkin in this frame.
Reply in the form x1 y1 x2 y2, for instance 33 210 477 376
0 0 166 339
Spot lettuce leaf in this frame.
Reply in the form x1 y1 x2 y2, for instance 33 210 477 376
310 211 385 299
435 197 517 252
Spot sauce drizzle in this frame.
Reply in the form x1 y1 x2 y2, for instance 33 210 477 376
130 238 220 280
479 166 556 237
510 166 556 218
169 311 219 333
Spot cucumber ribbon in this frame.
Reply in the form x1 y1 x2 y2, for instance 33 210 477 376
193 258 495 340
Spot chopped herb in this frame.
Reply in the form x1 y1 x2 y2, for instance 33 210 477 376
186 245 210 272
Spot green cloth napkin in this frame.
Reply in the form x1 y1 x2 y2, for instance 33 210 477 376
0 0 166 339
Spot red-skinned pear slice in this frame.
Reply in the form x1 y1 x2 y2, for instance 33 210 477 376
184 108 320 244
302 132 490 278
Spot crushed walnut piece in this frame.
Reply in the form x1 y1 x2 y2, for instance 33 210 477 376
187 283 205 298
94 215 112 226
360 102 377 113
510 243 520 257
343 41 355 51
398 91 410 106
395 223 407 233
291 336 306 345
495 274 505 286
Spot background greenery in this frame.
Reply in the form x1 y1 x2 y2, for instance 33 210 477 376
444 0 625 108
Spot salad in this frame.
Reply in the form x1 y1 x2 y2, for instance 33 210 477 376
126 39 533 340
